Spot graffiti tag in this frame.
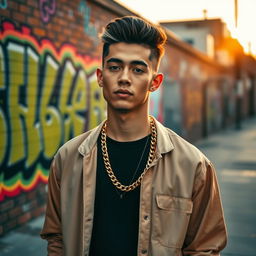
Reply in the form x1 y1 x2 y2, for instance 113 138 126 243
78 0 99 40
39 0 56 23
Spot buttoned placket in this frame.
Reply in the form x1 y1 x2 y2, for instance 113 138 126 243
137 152 162 256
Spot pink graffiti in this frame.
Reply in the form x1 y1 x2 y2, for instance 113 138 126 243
39 0 56 23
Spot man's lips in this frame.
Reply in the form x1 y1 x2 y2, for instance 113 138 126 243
114 89 133 96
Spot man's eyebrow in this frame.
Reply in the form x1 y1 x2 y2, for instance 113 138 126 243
106 58 148 68
106 58 123 64
131 60 148 68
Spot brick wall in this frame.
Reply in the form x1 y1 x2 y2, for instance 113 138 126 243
0 184 46 235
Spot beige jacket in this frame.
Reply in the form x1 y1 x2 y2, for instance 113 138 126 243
41 118 227 256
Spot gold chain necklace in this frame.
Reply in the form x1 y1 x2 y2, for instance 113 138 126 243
101 117 157 192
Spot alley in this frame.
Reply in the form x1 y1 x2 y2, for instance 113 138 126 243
0 118 255 255
196 118 256 256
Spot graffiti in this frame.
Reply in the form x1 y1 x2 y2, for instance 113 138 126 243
0 21 105 201
78 0 99 40
39 0 56 23
0 0 7 9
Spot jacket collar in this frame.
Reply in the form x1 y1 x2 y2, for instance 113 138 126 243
78 116 174 156
78 121 105 156
153 117 174 154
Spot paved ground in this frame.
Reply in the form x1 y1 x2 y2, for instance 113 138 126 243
0 117 255 255
196 118 256 256
0 216 47 255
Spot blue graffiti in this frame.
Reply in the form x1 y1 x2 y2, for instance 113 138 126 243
78 0 98 39
0 0 8 9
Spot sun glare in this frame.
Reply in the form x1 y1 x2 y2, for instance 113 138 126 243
119 0 256 57
227 0 256 56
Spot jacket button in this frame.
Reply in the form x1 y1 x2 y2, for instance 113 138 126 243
144 215 149 220
141 249 147 254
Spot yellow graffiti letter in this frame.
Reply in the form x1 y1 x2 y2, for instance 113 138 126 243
71 69 88 136
0 45 7 164
89 73 106 130
7 43 26 165
23 47 41 167
40 55 61 159
59 61 79 141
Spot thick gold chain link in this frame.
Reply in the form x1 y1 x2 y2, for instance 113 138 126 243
101 117 157 192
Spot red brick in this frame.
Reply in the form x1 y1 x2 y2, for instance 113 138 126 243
18 212 31 225
70 37 79 45
0 212 8 223
0 8 10 17
9 207 22 218
27 0 38 8
19 4 32 14
56 17 68 26
0 200 14 212
33 9 41 18
12 11 26 22
32 205 46 218
8 1 19 10
26 190 37 201
27 17 41 27
63 29 72 37
0 226 3 236
52 25 62 33
58 34 67 43
33 27 46 37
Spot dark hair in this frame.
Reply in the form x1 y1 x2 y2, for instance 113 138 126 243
100 16 167 69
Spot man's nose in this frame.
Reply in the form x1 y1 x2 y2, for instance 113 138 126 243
118 67 131 85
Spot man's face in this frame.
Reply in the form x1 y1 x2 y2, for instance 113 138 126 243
97 42 163 113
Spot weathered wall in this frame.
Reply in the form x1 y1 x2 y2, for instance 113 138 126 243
160 40 236 141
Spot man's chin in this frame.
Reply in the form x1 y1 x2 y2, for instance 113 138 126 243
115 107 130 113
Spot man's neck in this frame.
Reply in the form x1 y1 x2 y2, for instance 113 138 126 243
106 112 151 142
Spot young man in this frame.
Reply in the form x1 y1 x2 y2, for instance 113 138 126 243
41 16 227 256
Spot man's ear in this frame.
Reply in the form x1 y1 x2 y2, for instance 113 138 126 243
96 68 103 87
149 73 164 92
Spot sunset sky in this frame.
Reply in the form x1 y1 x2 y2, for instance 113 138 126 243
118 0 256 56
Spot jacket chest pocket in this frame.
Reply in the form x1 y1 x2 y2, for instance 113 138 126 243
152 194 193 249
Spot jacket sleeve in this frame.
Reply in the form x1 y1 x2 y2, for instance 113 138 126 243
40 157 63 255
182 160 228 255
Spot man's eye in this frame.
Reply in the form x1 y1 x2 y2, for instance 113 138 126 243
133 68 144 74
108 66 120 71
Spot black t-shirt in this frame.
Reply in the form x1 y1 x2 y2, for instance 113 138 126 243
89 133 151 256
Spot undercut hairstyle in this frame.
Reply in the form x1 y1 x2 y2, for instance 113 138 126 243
100 16 167 69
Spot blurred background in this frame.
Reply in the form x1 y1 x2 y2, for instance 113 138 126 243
0 0 255 255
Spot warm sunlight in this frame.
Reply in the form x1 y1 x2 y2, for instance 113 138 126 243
118 0 256 57
228 1 256 56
